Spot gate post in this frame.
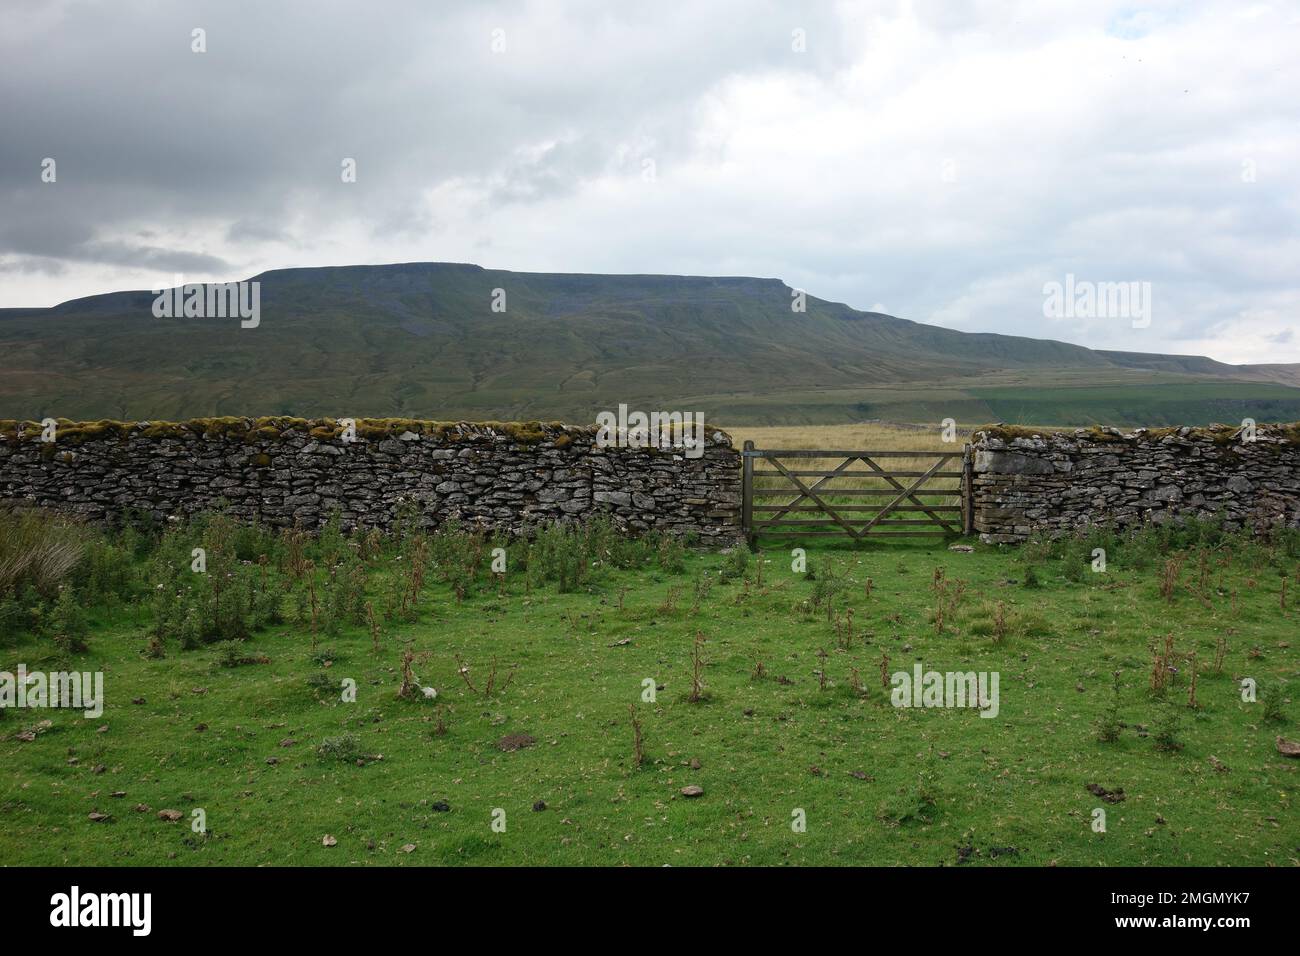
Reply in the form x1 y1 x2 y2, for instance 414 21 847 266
742 440 756 551
962 442 974 535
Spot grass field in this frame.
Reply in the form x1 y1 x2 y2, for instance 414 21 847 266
2 512 1297 867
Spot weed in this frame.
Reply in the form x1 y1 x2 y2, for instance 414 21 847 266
366 601 381 653
1159 555 1185 603
1152 703 1185 752
50 586 90 653
689 630 707 703
454 653 516 698
630 704 644 769
991 601 1008 643
1095 670 1123 743
1212 632 1227 675
1261 683 1286 723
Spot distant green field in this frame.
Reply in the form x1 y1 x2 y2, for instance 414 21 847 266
971 382 1300 427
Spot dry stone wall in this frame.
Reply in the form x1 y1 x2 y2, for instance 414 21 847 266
972 423 1300 543
0 419 743 542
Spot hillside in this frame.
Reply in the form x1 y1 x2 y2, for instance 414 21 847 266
2 262 1298 426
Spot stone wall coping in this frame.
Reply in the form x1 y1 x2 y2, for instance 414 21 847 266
0 416 733 452
974 422 1299 449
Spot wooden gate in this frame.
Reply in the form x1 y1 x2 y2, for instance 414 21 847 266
741 442 973 546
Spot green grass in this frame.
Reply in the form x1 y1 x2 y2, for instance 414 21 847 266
2 531 1298 866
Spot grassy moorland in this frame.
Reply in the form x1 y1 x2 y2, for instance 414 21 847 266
5 262 1300 426
1 508 1297 867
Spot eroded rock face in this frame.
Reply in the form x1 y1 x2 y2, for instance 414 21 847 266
971 425 1300 543
0 421 743 543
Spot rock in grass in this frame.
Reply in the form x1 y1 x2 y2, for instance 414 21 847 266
322 834 337 847
88 812 111 823
680 785 704 798
157 809 183 822
1277 736 1300 758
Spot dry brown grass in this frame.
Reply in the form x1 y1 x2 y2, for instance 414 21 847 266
0 506 86 598
727 421 962 453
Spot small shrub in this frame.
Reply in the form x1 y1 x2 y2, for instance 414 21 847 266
1095 671 1123 743
656 535 687 574
177 605 203 651
719 547 749 582
1261 683 1287 723
214 640 267 668
316 733 361 762
305 672 335 696
50 587 90 653
1061 546 1087 582
1153 703 1185 752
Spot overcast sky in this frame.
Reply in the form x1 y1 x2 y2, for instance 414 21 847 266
2 0 1297 364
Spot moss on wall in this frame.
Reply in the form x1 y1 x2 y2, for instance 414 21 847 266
0 417 732 452
977 421 1299 447
0 416 620 446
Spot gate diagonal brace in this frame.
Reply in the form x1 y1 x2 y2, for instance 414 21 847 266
859 454 958 533
766 456 862 538
762 455 859 525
